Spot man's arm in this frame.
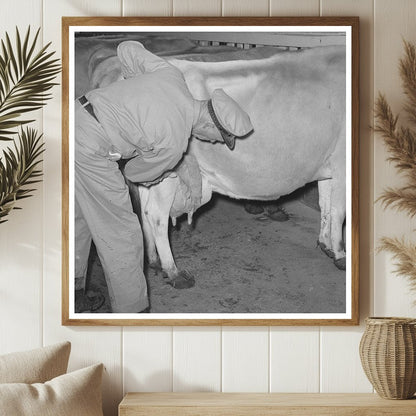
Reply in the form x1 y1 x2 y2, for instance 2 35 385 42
117 41 171 78
123 146 183 184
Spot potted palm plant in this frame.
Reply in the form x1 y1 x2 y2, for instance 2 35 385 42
0 27 60 223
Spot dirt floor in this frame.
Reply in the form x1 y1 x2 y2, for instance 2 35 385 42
84 189 346 314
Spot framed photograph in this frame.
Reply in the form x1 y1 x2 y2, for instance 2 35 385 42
62 17 359 326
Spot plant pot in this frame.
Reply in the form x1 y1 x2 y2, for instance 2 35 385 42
359 317 416 399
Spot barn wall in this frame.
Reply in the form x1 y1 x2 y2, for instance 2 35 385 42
1 1 415 415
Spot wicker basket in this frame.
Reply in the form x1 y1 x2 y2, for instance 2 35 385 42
359 317 416 399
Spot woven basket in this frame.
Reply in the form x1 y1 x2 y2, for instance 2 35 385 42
359 317 416 399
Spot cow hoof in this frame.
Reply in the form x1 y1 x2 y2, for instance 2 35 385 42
244 201 264 215
318 240 335 259
266 207 289 222
334 257 346 270
167 270 195 289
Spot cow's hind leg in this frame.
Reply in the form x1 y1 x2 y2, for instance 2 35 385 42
328 126 347 270
138 185 159 268
142 177 195 289
123 171 160 268
318 179 334 258
329 177 346 270
317 178 346 270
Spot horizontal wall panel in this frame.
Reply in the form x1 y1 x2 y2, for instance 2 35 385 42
123 0 173 16
222 327 269 392
270 327 320 392
0 0 41 32
270 0 319 16
222 0 269 16
173 327 221 392
320 328 372 392
124 328 173 393
173 0 221 16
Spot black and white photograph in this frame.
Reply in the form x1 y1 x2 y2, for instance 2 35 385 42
63 18 359 325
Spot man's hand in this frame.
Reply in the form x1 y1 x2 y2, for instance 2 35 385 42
141 170 176 187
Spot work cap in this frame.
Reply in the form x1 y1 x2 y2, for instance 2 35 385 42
208 88 253 150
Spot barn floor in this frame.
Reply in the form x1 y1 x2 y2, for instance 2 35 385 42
84 191 346 314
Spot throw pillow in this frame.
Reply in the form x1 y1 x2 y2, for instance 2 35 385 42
0 341 71 384
0 363 104 416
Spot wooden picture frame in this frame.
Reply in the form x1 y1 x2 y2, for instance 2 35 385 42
62 16 359 326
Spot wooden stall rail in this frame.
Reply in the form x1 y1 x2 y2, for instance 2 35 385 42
119 392 416 416
177 31 346 49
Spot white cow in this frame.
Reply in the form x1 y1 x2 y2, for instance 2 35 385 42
80 42 347 285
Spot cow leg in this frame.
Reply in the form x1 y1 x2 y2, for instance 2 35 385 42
141 179 176 275
328 126 347 270
142 177 195 289
329 178 346 270
138 185 159 268
121 169 160 268
318 179 333 258
318 178 346 270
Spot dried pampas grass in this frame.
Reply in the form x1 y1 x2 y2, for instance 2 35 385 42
378 237 416 294
375 40 416 298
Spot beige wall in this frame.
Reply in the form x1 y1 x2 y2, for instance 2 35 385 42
1 1 416 415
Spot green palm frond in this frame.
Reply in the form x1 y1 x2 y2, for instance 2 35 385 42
0 127 44 223
0 27 61 141
0 26 59 224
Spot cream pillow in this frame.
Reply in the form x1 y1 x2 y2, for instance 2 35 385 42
0 341 71 384
0 363 104 416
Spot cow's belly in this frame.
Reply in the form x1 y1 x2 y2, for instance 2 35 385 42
188 77 345 200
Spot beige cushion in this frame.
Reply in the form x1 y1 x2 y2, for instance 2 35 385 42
0 342 71 384
0 363 104 416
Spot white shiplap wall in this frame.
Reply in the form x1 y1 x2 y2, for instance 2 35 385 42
1 1 416 415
